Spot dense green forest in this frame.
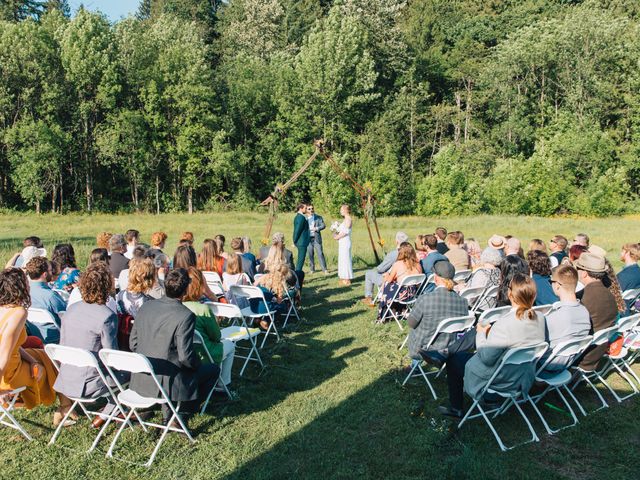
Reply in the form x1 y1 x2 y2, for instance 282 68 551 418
1 0 640 215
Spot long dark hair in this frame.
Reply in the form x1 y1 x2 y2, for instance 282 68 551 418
173 245 197 270
497 255 529 306
51 243 77 274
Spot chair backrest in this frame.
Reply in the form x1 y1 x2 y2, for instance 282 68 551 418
591 325 618 346
45 344 99 369
192 330 213 363
425 315 475 349
453 269 472 283
53 289 70 302
99 349 154 375
477 305 512 325
622 288 640 301
398 274 426 288
417 274 435 296
207 301 243 320
501 343 548 367
27 308 58 326
532 304 553 315
230 284 265 300
616 313 640 335
459 286 485 305
202 271 224 295
254 273 264 282
536 336 593 374
474 284 499 311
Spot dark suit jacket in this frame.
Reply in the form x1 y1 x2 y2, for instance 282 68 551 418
293 213 310 248
436 242 449 255
110 252 130 279
129 297 201 401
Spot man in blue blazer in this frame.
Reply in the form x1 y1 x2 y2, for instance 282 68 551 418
305 203 327 273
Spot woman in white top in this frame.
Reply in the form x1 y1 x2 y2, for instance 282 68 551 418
333 204 353 286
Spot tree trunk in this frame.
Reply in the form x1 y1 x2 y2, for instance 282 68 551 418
59 172 64 214
85 171 92 212
52 182 57 213
35 200 40 214
454 92 462 144
187 186 193 214
155 174 160 215
464 79 472 142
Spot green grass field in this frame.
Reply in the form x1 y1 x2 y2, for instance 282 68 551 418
1 213 639 480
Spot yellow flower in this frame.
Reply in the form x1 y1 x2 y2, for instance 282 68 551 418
261 237 269 246
379 238 386 247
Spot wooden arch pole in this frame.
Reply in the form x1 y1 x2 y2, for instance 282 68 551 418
259 139 385 264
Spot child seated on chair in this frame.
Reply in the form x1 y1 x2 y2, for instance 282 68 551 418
376 242 422 323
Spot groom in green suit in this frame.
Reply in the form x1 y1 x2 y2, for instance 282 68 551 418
293 203 311 272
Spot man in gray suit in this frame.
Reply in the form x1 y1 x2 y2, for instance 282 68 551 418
130 268 219 423
361 231 409 306
305 204 328 273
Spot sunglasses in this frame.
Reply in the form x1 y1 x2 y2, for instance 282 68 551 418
550 279 563 286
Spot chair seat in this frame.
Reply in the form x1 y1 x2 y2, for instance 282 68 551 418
117 389 167 409
221 325 260 341
240 307 277 318
536 369 572 386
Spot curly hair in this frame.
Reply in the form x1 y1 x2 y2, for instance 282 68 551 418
151 231 167 248
78 261 113 305
127 258 155 294
25 256 49 280
51 244 77 272
96 232 113 250
180 232 194 245
527 250 552 276
0 268 31 308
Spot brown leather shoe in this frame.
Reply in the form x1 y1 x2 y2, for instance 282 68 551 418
91 416 107 429
361 297 375 307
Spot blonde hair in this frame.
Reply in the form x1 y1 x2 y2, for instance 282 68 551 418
256 264 288 299
127 258 155 294
226 253 243 275
264 244 286 273
623 243 640 262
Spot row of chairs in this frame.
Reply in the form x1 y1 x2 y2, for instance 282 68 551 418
402 306 640 451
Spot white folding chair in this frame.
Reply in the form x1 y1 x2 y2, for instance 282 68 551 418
416 274 435 297
458 286 485 312
229 285 279 349
570 325 619 413
526 336 593 434
99 349 195 468
281 281 301 329
622 288 640 312
27 307 60 329
596 314 640 401
379 274 426 330
477 305 512 326
192 330 232 413
402 315 475 399
253 273 265 283
208 302 264 376
0 386 32 441
457 343 548 452
44 344 135 452
474 285 499 312
453 269 472 284
52 288 70 303
203 271 225 296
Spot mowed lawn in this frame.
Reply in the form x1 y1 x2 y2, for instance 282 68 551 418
1 212 639 480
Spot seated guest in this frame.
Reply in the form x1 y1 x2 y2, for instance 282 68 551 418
54 261 122 428
116 258 154 318
130 269 219 423
415 235 427 261
486 235 506 255
574 253 618 371
542 265 591 371
90 248 110 265
496 255 529 307
465 238 482 269
197 238 225 276
67 255 117 313
222 253 249 291
259 232 296 269
420 234 447 275
5 237 46 269
145 250 169 299
25 257 66 343
377 242 423 322
108 234 130 280
253 264 294 328
528 239 547 254
407 261 469 365
118 245 147 291
229 237 256 282
573 233 589 248
151 231 168 252
439 274 546 418
242 237 258 268
435 227 449 254
504 236 523 258
618 243 640 292
445 232 470 271
173 245 217 300
183 268 235 386
96 232 113 251
0 268 68 425
605 258 627 315
527 250 559 306
215 234 229 260
52 244 80 292
569 244 588 262
124 229 140 260
549 235 568 268
361 231 409 307
464 248 502 289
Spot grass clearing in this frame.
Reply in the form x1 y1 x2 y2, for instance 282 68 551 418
0 213 639 479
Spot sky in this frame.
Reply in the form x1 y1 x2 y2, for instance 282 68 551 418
68 0 138 21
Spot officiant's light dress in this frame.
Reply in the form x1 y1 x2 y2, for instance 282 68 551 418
337 220 353 280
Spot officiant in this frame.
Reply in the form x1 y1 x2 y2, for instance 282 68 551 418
305 203 328 274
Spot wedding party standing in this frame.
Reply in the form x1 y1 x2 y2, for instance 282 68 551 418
306 204 328 274
292 203 311 272
334 204 353 286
